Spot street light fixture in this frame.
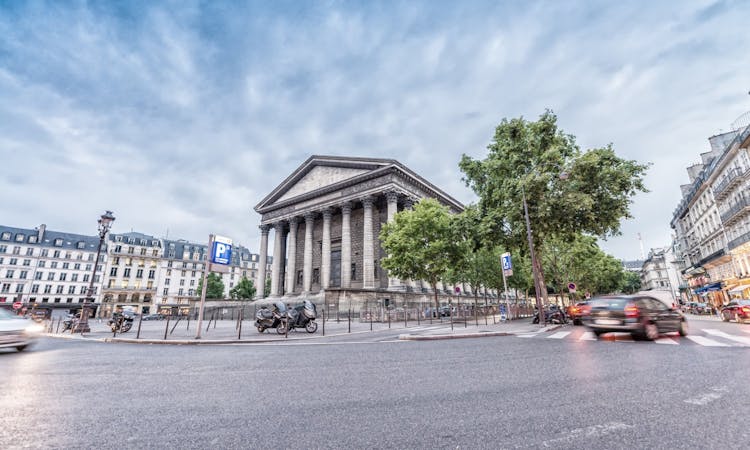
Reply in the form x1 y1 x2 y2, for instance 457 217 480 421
72 210 115 333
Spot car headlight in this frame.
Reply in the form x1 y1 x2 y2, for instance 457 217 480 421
25 323 45 334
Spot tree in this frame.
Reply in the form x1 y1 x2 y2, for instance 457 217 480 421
196 273 225 299
619 271 642 294
380 198 460 312
459 110 649 305
229 276 256 300
264 277 271 298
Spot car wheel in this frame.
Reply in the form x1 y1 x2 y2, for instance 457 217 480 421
573 319 582 326
737 314 744 324
16 345 28 352
678 320 688 337
593 330 605 338
644 322 659 341
722 313 729 322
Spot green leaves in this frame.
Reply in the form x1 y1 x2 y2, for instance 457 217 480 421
229 276 256 300
196 272 225 299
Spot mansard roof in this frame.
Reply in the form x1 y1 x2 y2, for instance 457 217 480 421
254 155 464 215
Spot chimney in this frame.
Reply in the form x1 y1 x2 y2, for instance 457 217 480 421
37 224 46 242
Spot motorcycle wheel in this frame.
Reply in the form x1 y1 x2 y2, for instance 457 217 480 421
121 323 132 333
276 324 287 335
110 325 117 332
532 316 539 324
305 321 318 333
257 326 265 333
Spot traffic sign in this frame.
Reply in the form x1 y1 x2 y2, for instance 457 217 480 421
12 301 22 310
501 252 513 276
568 282 577 293
211 235 233 265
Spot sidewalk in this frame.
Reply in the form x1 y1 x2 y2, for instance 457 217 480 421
44 315 561 345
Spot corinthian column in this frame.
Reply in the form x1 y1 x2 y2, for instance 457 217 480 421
303 212 314 292
285 217 298 295
362 196 375 289
385 191 401 290
341 202 352 288
321 208 332 290
270 222 284 296
256 225 269 299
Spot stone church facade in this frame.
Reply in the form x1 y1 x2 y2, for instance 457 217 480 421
253 155 476 311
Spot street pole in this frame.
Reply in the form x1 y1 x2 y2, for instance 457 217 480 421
73 211 114 333
502 269 510 323
522 187 545 326
195 234 214 339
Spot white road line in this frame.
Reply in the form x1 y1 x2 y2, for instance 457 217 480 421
548 331 572 339
654 337 678 345
517 334 537 338
686 336 730 347
741 329 750 335
579 331 596 341
703 329 750 346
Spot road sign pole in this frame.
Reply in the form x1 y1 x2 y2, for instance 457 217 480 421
195 234 214 339
502 270 510 322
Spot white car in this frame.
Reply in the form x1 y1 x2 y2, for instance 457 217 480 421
0 308 44 352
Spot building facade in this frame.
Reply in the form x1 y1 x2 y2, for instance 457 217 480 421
253 155 492 311
671 113 750 308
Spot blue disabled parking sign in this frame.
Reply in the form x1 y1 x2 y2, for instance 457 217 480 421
211 235 233 265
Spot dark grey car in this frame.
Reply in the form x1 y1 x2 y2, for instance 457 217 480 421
582 295 687 340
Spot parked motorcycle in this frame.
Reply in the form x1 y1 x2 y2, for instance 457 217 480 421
61 314 77 332
532 305 567 325
255 302 286 334
285 300 318 333
108 312 134 333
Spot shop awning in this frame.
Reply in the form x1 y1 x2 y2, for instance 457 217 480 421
728 283 750 295
693 282 723 294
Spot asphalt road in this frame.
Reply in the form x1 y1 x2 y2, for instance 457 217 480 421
2 318 749 449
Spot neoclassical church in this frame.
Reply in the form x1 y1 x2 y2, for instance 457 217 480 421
253 155 471 310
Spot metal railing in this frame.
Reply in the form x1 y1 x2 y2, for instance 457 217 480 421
728 229 750 250
720 196 750 225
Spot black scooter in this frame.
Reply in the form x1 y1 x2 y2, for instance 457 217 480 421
285 300 318 333
255 302 286 334
108 312 134 333
532 306 567 325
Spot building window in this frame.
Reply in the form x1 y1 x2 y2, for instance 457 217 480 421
47 272 55 281
0 245 6 253
0 283 9 293
179 279 185 286
68 286 75 294
53 250 60 258
31 284 39 293
74 263 80 270
15 284 23 293
50 261 58 269
110 268 118 277
62 262 69 269
13 246 20 255
351 263 357 281
5 270 13 279
148 270 155 279
136 269 143 278
55 286 63 294
44 285 52 294
41 249 48 257
34 272 42 280
19 271 27 279
59 273 66 281
123 268 131 277
28 236 37 243
26 248 33 256
54 239 62 247
9 258 16 265
312 268 320 284
165 278 170 285
77 242 85 249
23 259 30 266
0 233 10 241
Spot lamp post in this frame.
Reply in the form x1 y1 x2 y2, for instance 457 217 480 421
73 210 115 333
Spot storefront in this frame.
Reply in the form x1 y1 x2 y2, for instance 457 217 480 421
692 282 724 311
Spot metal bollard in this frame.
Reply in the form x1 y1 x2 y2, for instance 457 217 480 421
186 317 190 331
164 315 171 340
370 309 373 331
55 317 61 334
388 310 391 329
170 317 182 335
348 309 351 333
237 309 243 340
136 314 143 339
322 309 325 336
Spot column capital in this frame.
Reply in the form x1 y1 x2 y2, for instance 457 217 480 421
404 197 416 209
273 221 285 230
287 217 299 227
361 196 374 208
322 207 333 220
259 224 270 235
386 191 399 203
304 212 315 223
341 201 352 214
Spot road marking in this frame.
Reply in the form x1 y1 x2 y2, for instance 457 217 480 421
684 387 728 405
579 331 596 341
686 336 730 347
703 329 750 346
654 337 678 345
517 334 537 338
548 331 572 339
539 422 634 447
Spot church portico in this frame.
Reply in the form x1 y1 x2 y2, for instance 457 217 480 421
254 156 464 310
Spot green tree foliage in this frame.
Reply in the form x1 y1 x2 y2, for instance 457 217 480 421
196 272 225 299
380 198 460 311
619 271 642 294
264 277 271 299
459 110 649 300
229 276 256 300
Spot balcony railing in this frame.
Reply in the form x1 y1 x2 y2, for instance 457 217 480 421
720 196 750 226
713 167 744 200
728 229 750 250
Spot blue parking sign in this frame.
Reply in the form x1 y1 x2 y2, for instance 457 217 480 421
501 252 512 271
211 235 232 265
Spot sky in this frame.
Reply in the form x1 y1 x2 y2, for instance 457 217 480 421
1 0 749 261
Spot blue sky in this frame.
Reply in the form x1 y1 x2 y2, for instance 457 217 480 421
1 0 748 260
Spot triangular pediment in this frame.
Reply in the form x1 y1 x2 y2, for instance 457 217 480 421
277 166 369 202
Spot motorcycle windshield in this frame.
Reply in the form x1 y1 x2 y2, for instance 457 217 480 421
304 300 316 311
274 302 287 313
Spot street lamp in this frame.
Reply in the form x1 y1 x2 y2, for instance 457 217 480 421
72 210 115 333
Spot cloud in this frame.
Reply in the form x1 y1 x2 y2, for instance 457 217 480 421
1 0 749 262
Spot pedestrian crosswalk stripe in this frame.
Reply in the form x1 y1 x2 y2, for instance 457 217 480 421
686 336 730 347
704 329 750 346
579 331 596 341
517 334 536 338
654 338 678 345
548 331 572 339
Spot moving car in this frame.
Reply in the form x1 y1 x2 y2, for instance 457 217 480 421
720 300 750 324
0 308 44 352
582 295 687 340
566 302 590 326
142 313 165 321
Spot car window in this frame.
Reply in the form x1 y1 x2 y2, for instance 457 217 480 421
646 298 668 311
0 309 15 320
590 298 628 309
